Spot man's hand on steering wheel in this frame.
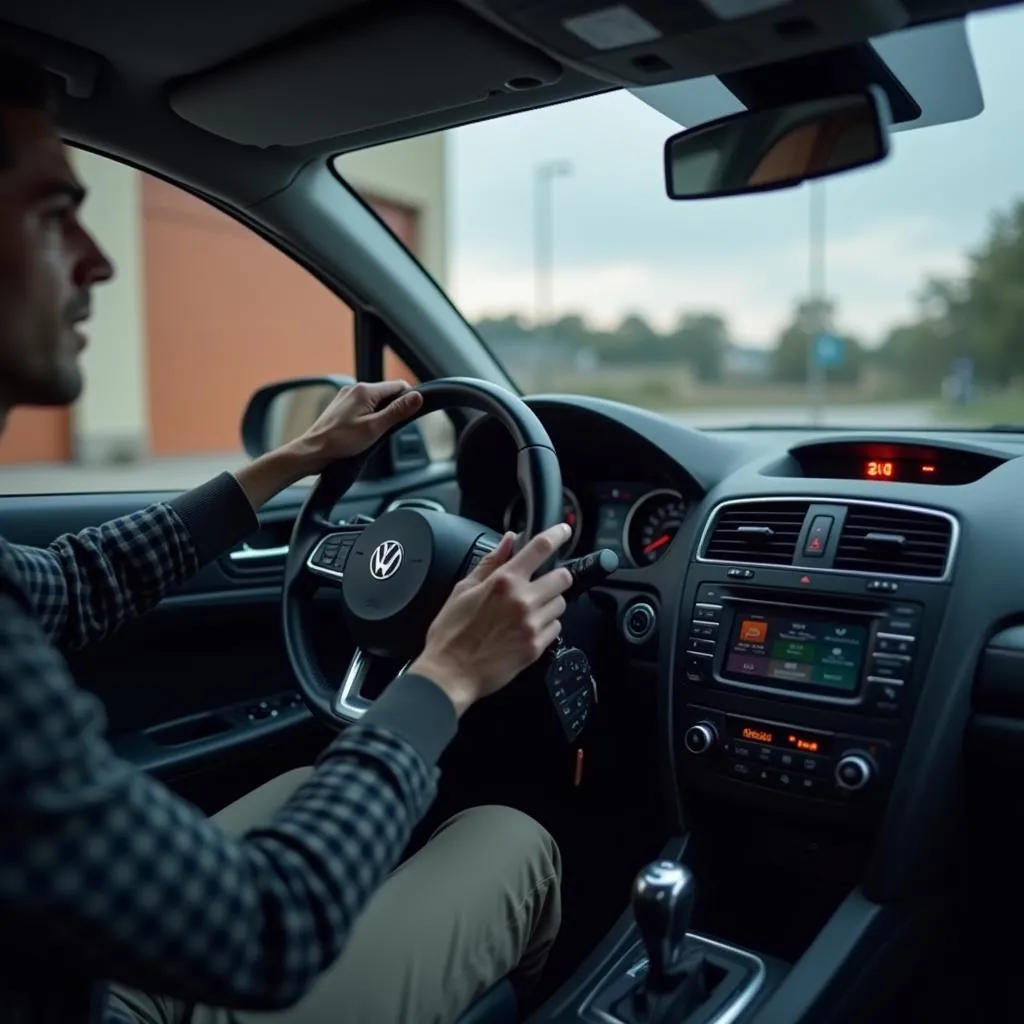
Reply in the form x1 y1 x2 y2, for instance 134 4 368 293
409 524 574 717
293 379 425 469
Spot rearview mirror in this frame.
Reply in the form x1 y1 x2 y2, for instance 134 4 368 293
663 89 890 201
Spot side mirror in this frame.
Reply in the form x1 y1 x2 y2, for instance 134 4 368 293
241 376 350 458
663 88 891 201
240 376 432 472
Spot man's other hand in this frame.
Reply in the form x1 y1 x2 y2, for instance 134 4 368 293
293 380 425 472
408 524 575 717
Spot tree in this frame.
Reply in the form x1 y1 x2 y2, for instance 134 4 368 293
670 313 729 382
772 298 864 384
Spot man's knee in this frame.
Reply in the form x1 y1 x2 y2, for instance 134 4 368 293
432 804 562 886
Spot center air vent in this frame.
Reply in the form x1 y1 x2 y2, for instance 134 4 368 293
833 505 954 579
702 501 810 566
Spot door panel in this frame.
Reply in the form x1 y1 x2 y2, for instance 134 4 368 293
0 465 460 798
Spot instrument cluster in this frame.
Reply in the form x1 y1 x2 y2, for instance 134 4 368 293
501 482 689 567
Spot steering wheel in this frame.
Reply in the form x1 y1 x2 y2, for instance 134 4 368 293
282 377 564 727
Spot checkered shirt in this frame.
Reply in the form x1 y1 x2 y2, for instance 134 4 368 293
0 480 437 1022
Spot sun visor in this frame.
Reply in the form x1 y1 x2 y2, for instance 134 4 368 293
631 17 982 133
169 4 564 147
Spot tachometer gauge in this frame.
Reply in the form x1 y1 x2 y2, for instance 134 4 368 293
625 490 687 566
503 488 582 558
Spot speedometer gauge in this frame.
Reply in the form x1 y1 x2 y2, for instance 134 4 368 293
503 488 582 558
624 490 687 566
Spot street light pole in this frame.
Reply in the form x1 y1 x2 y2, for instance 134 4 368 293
805 179 827 425
534 160 573 386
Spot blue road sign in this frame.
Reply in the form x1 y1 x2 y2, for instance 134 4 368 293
814 333 844 368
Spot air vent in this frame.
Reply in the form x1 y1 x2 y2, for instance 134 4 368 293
833 505 954 578
703 501 810 566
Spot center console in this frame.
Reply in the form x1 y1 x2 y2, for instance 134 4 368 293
675 497 955 825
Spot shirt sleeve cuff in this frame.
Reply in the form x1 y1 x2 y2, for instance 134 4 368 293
167 472 260 566
360 672 459 768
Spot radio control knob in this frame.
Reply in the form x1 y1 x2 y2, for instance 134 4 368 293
684 722 718 755
835 753 875 792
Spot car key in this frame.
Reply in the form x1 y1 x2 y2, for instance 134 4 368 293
543 640 595 744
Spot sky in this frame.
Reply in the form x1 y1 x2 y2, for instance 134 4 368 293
444 5 1024 349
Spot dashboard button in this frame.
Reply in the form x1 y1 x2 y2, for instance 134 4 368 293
777 750 796 769
866 579 899 593
697 585 727 603
870 654 909 681
691 621 718 639
875 633 915 656
803 515 834 558
726 568 754 579
623 603 657 644
694 603 722 622
732 742 752 760
689 638 716 654
836 753 875 792
730 761 753 779
795 775 822 797
683 653 712 683
865 679 903 715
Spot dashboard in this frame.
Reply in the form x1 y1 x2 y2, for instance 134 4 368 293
455 392 1024 909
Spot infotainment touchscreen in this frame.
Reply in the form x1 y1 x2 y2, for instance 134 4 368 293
722 610 868 695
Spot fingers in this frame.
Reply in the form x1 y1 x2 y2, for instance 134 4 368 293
359 379 412 404
365 387 424 429
530 564 573 605
534 619 563 657
470 532 515 581
532 593 567 629
505 522 572 578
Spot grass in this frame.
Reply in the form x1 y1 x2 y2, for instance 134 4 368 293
934 391 1024 427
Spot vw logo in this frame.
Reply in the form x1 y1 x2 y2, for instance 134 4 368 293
369 539 404 580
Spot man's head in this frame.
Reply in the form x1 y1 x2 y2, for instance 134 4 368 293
0 51 112 413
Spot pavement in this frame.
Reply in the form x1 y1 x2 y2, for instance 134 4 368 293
0 402 941 495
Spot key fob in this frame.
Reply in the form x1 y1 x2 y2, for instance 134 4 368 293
544 644 594 743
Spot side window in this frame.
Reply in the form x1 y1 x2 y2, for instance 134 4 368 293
0 149 450 493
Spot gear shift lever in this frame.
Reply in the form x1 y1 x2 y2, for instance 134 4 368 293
631 860 696 990
612 860 710 1024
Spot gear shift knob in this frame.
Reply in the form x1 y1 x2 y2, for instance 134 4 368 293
631 860 696 989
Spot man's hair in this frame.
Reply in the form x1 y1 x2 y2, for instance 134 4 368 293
0 50 57 167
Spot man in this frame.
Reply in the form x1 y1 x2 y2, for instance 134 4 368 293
0 52 574 1024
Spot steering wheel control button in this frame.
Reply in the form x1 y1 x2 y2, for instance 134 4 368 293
835 753 875 792
623 602 657 644
544 644 596 743
684 721 718 755
802 515 834 558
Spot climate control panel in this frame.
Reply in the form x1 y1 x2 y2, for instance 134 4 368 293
680 704 890 804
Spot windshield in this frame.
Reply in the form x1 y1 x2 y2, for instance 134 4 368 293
340 5 1024 431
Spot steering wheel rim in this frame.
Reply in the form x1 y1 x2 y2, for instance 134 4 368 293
282 377 564 727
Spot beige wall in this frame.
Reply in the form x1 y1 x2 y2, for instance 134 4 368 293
71 150 149 463
334 133 448 286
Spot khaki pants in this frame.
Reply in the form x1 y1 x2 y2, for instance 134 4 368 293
108 768 562 1024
